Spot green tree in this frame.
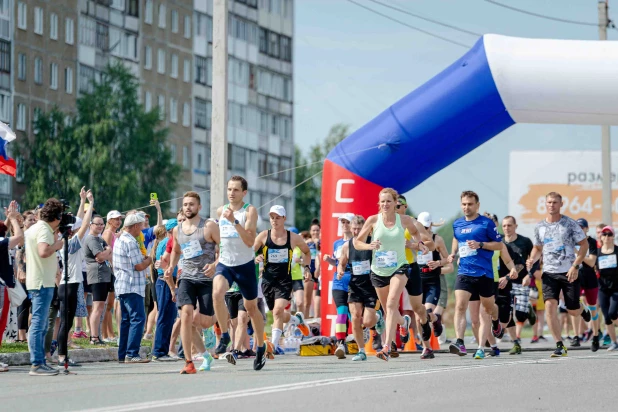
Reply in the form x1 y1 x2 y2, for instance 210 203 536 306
15 62 180 217
294 124 349 230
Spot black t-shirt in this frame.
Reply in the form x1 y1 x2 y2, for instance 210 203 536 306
498 243 521 294
598 247 618 291
504 235 533 284
578 236 598 276
0 238 14 288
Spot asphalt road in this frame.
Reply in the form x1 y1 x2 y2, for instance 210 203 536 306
2 344 617 412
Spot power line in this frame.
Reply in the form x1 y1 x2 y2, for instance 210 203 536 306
368 0 483 37
345 0 471 49
483 0 601 27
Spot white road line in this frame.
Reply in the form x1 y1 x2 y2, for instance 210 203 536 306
80 357 568 412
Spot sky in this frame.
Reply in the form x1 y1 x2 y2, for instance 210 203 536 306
293 0 617 224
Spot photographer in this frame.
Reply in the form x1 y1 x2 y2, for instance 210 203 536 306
25 198 64 376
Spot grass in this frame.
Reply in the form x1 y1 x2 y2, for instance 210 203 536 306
1 338 153 354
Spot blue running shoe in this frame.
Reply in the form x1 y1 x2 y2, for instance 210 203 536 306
198 352 215 371
474 349 485 359
375 311 385 335
274 346 285 355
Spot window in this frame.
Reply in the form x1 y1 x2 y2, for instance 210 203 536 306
195 56 208 85
79 65 100 94
258 152 267 175
34 7 43 35
18 54 26 81
171 9 178 33
17 2 26 30
228 144 246 172
144 45 152 69
195 13 212 42
184 15 191 39
158 94 165 120
171 54 178 78
16 104 26 131
269 32 279 58
259 111 268 134
182 102 190 126
0 94 9 123
259 28 267 53
50 13 58 40
96 22 109 51
128 0 138 17
145 0 153 24
144 91 151 111
112 0 124 11
280 157 291 183
158 4 166 28
64 67 73 94
194 98 211 129
182 146 189 168
79 18 95 46
157 49 165 74
183 58 190 82
170 144 176 163
280 36 291 62
0 41 8 75
65 18 74 44
50 63 58 90
34 58 42 84
170 98 177 123
271 113 278 135
247 0 258 7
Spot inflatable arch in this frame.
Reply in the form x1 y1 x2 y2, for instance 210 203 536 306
319 34 618 335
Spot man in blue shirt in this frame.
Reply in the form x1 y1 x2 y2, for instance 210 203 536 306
447 191 518 359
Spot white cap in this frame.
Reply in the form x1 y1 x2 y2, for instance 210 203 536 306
107 210 125 220
72 217 83 231
338 213 355 223
417 212 432 228
123 213 145 228
269 205 286 217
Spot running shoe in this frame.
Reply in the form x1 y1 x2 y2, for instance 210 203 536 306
180 361 196 374
432 313 443 338
570 336 581 347
489 347 501 357
335 343 346 359
240 349 256 358
474 349 485 359
29 364 59 376
509 342 522 355
582 329 593 343
152 355 176 362
538 335 548 342
530 336 539 344
400 315 412 344
527 304 537 326
223 350 237 366
199 352 215 371
602 334 612 347
550 344 568 358
215 334 231 355
203 327 216 350
376 346 389 362
294 312 310 336
390 341 399 358
274 346 285 355
420 348 435 360
352 351 367 361
253 344 267 371
607 342 618 351
125 356 150 363
449 340 467 356
363 327 370 344
375 310 385 335
420 314 432 342
371 330 382 351
591 336 600 352
581 305 591 323
492 321 504 339
266 341 275 360
247 321 254 337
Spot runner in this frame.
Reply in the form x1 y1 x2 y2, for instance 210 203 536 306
253 205 311 359
572 218 600 351
353 188 431 361
337 215 385 361
596 226 618 350
289 227 306 321
323 213 354 359
165 191 218 374
309 222 321 318
526 192 591 358
595 223 612 347
212 176 268 371
447 191 509 358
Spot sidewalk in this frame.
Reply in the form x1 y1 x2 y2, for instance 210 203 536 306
0 346 151 366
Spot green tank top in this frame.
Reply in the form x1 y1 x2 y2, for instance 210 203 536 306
371 213 408 277
492 250 500 282
291 247 303 280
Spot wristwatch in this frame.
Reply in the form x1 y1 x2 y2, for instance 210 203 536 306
479 242 484 249
234 219 240 225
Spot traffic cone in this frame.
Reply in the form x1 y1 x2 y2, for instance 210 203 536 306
403 330 418 352
365 332 377 355
430 330 440 350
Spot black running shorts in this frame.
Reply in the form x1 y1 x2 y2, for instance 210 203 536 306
177 278 215 316
348 275 378 308
542 272 581 311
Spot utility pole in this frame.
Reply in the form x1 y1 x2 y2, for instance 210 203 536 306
599 0 612 226
210 0 229 218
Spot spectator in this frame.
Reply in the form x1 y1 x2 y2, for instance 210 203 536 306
15 210 37 342
101 209 124 343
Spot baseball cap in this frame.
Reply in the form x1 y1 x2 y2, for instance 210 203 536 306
417 212 432 228
123 213 145 228
601 226 615 236
72 217 83 231
576 218 589 228
107 210 125 220
269 205 286 217
338 213 355 223
288 226 299 234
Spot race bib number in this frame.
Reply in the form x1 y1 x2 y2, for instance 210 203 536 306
310 248 317 259
220 220 239 238
459 245 477 258
268 248 288 264
598 255 617 270
375 251 397 268
543 237 564 253
334 245 342 260
417 251 432 266
352 260 370 275
181 240 203 260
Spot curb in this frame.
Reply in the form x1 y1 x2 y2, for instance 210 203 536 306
400 346 595 355
0 346 151 366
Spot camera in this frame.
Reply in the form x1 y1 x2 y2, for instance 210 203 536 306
58 198 76 235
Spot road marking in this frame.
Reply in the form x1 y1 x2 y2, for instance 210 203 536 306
80 357 565 412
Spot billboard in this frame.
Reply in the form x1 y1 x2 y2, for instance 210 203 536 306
509 151 618 239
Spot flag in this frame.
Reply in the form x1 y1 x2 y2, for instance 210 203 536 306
0 122 16 177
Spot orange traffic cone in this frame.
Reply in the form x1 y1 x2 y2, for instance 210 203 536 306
430 330 440 350
365 332 377 355
403 329 419 352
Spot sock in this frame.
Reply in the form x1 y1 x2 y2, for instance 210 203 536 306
514 339 520 345
272 328 283 349
491 344 498 349
222 332 230 341
359 347 365 354
557 341 563 348
335 306 348 342
257 343 266 353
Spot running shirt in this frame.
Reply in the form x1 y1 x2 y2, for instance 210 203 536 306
291 247 303 281
371 214 407 277
219 203 255 267
578 236 598 279
504 234 533 284
496 243 520 292
598 247 618 291
533 216 586 274
332 238 351 291
262 230 293 281
349 237 372 277
453 215 501 278
418 233 440 281
176 218 216 282
404 229 416 264
308 240 319 274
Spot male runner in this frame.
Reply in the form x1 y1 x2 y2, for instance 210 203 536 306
253 205 311 358
212 176 267 370
526 192 591 357
165 191 218 374
447 191 512 357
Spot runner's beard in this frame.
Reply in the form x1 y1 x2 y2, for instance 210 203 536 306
185 211 198 219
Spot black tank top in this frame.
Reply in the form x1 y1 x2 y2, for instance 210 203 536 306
419 234 441 280
262 230 293 281
348 237 372 276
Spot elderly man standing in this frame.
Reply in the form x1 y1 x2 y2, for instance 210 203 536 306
113 213 152 363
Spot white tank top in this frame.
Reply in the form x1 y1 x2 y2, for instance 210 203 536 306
219 203 255 267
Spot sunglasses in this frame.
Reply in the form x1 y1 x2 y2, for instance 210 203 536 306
396 204 405 209
602 232 614 237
